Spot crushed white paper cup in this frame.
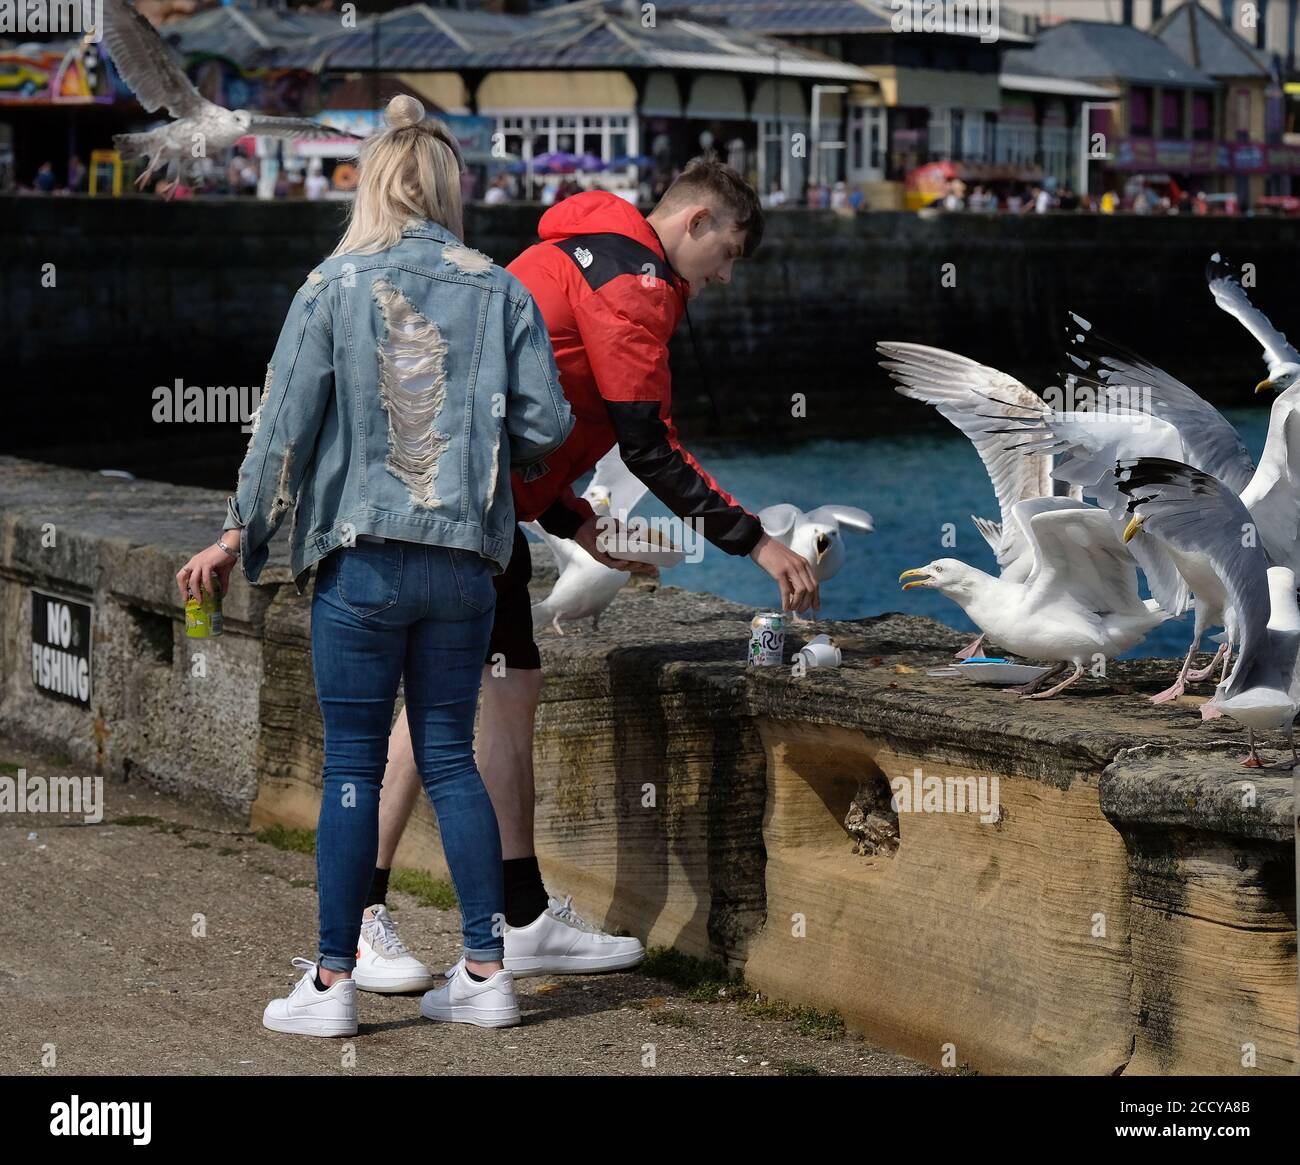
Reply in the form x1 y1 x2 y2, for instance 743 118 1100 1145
796 642 842 668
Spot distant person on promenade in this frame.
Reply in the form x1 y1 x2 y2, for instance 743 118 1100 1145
483 172 510 205
353 159 821 993
66 155 88 194
34 162 56 194
176 95 576 1037
303 157 329 200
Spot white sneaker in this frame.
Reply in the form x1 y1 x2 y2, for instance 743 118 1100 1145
502 895 646 978
420 963 521 1028
262 957 358 1037
353 903 437 994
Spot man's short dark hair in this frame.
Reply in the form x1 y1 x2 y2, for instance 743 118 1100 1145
656 156 765 257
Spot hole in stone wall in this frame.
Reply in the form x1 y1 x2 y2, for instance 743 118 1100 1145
761 722 901 861
126 605 174 666
844 770 900 858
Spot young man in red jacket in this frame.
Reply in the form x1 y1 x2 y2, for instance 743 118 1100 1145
354 161 819 1007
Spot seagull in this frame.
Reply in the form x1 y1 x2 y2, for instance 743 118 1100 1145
100 0 358 192
756 503 874 582
528 446 649 635
1117 458 1300 766
899 497 1171 699
878 341 1081 658
1206 252 1300 394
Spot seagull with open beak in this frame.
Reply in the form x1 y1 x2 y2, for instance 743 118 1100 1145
898 498 1170 699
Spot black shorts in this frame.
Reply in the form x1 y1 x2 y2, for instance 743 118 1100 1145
487 525 540 670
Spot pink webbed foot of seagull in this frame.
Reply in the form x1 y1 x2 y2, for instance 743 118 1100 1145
1186 643 1228 683
1149 679 1186 705
1199 701 1224 722
1022 663 1085 700
954 634 985 661
1151 643 1199 704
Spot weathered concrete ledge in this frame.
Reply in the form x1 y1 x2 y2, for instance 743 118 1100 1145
0 455 1294 1075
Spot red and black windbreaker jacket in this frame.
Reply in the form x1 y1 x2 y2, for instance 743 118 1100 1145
505 191 764 556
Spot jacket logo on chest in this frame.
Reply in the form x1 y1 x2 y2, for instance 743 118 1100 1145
573 246 594 269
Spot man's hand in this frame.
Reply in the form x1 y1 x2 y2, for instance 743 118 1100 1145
573 515 657 576
750 532 820 615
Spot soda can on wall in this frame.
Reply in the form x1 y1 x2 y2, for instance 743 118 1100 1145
748 611 785 667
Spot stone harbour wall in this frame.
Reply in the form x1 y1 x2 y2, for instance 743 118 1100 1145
0 455 1294 1075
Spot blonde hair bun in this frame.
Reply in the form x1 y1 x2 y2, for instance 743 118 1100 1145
384 94 425 129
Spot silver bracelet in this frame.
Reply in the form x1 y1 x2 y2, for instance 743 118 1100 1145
217 538 240 560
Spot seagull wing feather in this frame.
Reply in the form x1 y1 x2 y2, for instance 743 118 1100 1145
587 445 648 521
101 0 208 119
1238 400 1300 571
805 504 874 532
1017 501 1148 617
523 521 577 574
243 115 363 141
1206 253 1300 378
879 342 1051 574
1064 313 1256 495
758 504 801 539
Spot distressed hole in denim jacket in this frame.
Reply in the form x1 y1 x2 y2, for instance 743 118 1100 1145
443 244 493 275
247 363 273 438
372 277 450 509
483 439 500 513
268 440 295 523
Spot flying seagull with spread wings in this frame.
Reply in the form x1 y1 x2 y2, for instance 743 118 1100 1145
101 0 358 191
1206 252 1300 394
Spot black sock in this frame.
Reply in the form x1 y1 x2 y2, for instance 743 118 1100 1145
502 856 549 928
367 866 391 907
314 969 328 991
465 968 488 982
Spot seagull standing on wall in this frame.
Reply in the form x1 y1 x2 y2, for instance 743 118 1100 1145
100 0 358 192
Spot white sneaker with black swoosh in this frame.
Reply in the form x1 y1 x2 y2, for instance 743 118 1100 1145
262 957 358 1037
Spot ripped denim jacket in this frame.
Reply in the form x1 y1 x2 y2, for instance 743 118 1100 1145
223 219 574 594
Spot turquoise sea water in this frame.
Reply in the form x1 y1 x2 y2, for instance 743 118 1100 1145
582 407 1273 661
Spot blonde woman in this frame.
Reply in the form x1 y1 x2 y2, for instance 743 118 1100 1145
176 95 574 1036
